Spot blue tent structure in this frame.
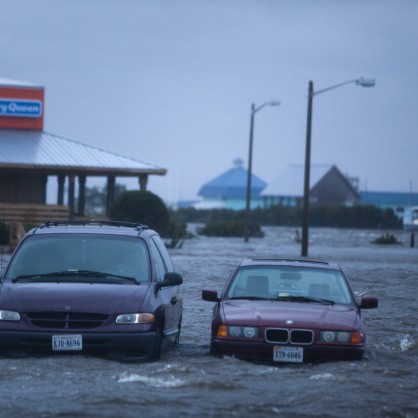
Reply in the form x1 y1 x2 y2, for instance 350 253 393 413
197 159 267 210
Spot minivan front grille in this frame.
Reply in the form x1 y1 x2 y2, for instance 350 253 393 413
26 312 108 329
265 328 314 345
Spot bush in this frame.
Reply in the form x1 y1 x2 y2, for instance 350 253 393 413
111 190 170 234
176 205 402 230
198 220 264 238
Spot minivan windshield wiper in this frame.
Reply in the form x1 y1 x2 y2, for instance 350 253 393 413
276 295 335 305
228 296 274 301
11 270 139 284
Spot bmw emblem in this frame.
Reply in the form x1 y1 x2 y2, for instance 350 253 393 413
65 306 71 310
286 320 294 325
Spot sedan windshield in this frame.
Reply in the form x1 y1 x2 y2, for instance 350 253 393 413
226 265 353 305
5 234 150 284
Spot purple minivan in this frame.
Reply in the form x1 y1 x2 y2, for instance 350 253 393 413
0 220 182 361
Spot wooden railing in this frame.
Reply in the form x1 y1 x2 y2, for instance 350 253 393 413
0 203 70 253
0 203 69 225
8 222 26 253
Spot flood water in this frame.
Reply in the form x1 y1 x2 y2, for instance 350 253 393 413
0 226 417 417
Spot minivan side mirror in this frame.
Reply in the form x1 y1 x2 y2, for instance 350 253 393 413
155 272 183 292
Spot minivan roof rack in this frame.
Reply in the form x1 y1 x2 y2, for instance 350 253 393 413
40 220 149 231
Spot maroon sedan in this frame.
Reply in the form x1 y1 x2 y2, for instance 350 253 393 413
202 258 378 363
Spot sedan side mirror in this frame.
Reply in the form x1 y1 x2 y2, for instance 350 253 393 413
155 272 183 292
202 289 220 302
359 296 378 309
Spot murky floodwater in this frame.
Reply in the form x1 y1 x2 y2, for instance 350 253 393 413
0 226 417 417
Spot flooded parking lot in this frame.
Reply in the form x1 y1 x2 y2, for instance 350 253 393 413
0 226 417 417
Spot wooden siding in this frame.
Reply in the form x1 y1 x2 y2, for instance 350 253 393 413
0 203 69 225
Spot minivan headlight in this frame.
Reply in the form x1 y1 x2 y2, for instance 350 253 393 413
0 310 20 321
116 313 155 324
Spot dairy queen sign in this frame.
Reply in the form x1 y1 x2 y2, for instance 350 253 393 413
0 78 44 130
0 98 43 118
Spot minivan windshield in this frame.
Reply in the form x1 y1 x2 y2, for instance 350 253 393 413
5 234 150 284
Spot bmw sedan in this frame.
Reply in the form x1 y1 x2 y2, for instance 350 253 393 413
0 220 183 361
202 258 378 363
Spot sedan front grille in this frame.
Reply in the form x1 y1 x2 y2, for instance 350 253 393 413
265 328 289 343
265 328 314 345
26 312 108 329
290 329 314 344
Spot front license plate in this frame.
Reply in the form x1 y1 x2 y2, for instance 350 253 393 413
273 346 303 363
52 335 83 351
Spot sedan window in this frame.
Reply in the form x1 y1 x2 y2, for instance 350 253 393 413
226 266 353 304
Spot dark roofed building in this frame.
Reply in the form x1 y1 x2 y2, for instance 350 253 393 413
262 164 360 208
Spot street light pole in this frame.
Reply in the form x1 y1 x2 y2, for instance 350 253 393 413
301 81 314 257
244 103 256 243
301 77 375 257
244 100 280 243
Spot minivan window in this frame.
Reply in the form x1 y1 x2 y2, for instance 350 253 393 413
150 235 174 271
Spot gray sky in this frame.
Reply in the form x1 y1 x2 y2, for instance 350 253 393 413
1 0 417 203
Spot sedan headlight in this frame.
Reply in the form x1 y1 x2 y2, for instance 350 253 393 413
320 331 363 344
116 313 155 324
0 310 20 322
217 325 258 339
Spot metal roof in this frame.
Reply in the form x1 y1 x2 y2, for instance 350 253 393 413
261 164 332 197
0 130 166 175
198 165 267 199
0 77 43 89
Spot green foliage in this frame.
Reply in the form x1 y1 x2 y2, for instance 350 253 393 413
372 233 400 245
174 207 242 224
84 184 127 216
308 205 402 229
111 190 170 234
175 204 402 230
251 206 301 226
198 220 264 237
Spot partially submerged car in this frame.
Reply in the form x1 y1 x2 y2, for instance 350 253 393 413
202 258 378 363
0 220 183 361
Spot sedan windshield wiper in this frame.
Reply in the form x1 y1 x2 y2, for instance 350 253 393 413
12 270 139 284
276 295 335 305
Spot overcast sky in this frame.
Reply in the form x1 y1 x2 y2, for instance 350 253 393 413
1 0 417 204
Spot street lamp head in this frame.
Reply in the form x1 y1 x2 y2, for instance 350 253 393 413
356 77 376 88
253 99 281 114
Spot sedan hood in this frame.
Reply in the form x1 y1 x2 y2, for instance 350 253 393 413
222 300 358 329
0 281 151 314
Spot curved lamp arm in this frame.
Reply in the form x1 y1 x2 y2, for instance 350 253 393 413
313 77 376 97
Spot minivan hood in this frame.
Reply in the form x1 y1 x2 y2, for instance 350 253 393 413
0 281 151 314
222 299 358 329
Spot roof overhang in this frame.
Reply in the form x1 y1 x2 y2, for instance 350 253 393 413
0 129 167 177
